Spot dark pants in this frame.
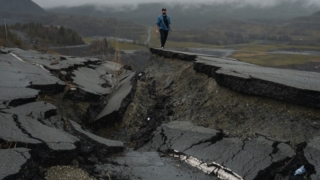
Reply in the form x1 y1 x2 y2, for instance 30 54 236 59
160 29 169 48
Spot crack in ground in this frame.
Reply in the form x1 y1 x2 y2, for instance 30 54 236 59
244 156 270 179
270 142 280 162
309 153 319 167
12 114 44 143
241 156 255 176
154 120 202 153
14 149 29 160
226 140 246 165
253 142 316 179
182 131 225 153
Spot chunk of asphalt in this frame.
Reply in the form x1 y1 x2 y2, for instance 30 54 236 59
149 48 320 108
194 56 320 108
0 103 8 109
183 137 244 164
95 151 215 180
0 114 41 144
6 48 98 71
96 61 123 74
70 120 124 148
17 115 79 150
41 115 65 131
272 143 296 162
3 102 57 119
141 121 296 180
95 73 135 123
0 87 39 107
71 67 112 95
1 53 65 91
140 121 220 152
0 148 31 180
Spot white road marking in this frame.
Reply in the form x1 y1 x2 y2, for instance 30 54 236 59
10 53 50 73
170 150 243 180
10 53 25 62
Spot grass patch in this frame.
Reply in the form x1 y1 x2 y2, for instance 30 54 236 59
229 43 320 52
109 41 146 50
46 49 61 55
148 27 221 48
165 41 220 49
82 37 146 50
82 37 95 44
230 51 320 66
85 31 320 53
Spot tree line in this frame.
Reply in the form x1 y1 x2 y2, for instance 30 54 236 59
51 15 146 41
5 22 84 46
0 25 21 47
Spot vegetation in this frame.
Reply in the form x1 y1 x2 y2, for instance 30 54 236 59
9 22 84 46
48 6 320 50
48 2 319 29
51 15 146 41
88 37 147 51
230 51 320 66
90 38 110 53
226 43 320 67
0 25 23 47
206 19 320 46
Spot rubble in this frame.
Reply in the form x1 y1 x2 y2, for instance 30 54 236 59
1 47 320 180
0 48 130 179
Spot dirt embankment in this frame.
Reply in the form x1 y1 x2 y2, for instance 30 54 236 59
101 54 320 148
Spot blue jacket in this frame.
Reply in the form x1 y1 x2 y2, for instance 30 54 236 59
156 15 171 31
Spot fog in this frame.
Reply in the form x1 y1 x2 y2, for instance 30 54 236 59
33 0 320 8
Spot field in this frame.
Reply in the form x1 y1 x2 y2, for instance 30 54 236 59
147 27 220 49
230 51 320 66
83 25 320 69
227 43 320 66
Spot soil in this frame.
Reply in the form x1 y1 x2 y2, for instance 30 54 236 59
46 166 96 180
100 54 320 148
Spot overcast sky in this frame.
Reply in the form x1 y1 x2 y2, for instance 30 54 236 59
33 0 320 8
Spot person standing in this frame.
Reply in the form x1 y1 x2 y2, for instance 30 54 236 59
156 8 171 49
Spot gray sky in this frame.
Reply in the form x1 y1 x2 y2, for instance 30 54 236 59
33 0 320 8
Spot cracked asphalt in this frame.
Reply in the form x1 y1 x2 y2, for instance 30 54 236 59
2 47 320 180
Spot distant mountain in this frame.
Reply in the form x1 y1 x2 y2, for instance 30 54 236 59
0 0 47 16
48 2 319 29
313 10 320 16
286 10 320 30
0 0 50 25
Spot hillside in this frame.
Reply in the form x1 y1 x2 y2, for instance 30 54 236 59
202 12 320 46
314 10 320 16
0 0 47 16
0 0 51 26
50 14 146 41
48 2 319 29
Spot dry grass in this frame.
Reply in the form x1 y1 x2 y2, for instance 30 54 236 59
0 141 18 149
230 51 320 66
109 41 145 50
229 43 320 52
46 49 61 55
147 27 220 49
